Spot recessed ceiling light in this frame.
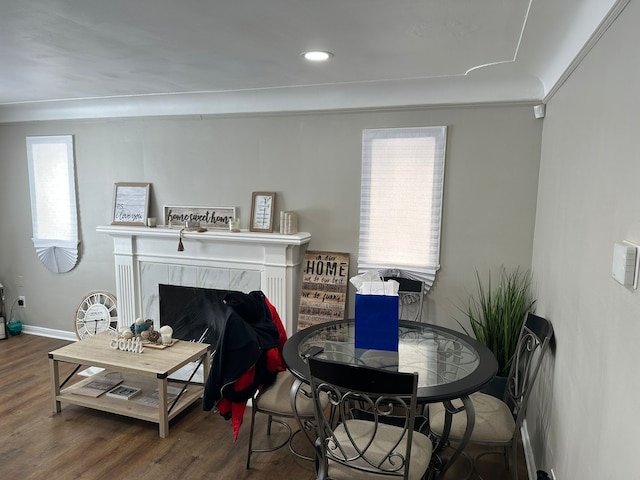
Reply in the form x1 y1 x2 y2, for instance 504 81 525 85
302 51 334 62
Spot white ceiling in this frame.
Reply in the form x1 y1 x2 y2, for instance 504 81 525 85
0 0 625 122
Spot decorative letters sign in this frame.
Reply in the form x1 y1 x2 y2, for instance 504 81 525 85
297 251 350 331
109 336 144 354
163 205 237 229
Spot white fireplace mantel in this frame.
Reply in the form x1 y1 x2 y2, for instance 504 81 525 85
97 225 311 335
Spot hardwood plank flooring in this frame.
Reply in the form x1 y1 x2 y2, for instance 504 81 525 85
0 334 527 479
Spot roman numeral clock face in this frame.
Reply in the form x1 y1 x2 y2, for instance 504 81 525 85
74 291 118 339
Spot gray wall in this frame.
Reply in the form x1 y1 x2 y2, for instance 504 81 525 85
2 4 639 477
0 105 541 337
531 1 640 478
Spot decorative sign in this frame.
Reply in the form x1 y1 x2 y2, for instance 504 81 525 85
112 183 150 226
297 251 350 331
163 205 237 230
109 336 144 353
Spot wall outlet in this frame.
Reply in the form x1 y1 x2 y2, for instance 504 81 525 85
18 295 26 308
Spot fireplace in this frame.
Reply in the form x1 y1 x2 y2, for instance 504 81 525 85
97 225 311 336
158 284 230 346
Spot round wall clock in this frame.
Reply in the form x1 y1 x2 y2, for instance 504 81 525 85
74 291 118 340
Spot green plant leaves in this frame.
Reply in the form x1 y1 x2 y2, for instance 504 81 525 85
462 267 536 377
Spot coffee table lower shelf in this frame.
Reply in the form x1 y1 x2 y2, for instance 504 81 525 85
49 333 210 438
55 372 203 434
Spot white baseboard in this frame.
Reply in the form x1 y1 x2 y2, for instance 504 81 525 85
21 324 77 341
521 419 536 480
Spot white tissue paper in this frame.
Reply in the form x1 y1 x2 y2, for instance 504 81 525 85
350 271 399 296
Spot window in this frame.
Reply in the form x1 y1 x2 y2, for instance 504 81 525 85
26 135 79 273
358 126 447 291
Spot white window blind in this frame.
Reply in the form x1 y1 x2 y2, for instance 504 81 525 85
26 135 79 273
359 126 447 290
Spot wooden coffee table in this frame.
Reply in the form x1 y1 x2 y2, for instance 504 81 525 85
49 332 210 438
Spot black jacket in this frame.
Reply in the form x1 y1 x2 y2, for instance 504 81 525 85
202 291 280 411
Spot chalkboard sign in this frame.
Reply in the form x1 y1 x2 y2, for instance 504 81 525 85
297 251 350 331
111 183 150 226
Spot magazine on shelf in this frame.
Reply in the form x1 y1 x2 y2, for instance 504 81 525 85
73 376 123 397
78 366 105 377
106 384 142 400
136 385 186 408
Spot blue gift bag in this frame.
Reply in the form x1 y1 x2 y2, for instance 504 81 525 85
354 293 399 351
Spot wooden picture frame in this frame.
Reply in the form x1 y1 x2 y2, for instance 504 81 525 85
111 182 150 226
250 192 276 232
163 205 237 229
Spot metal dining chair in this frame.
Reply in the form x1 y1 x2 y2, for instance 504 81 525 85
246 369 319 468
428 313 554 480
383 274 425 322
307 356 434 480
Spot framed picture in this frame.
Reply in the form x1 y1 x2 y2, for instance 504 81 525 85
163 205 237 229
111 183 150 226
250 192 276 232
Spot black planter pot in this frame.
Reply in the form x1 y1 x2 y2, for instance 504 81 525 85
481 375 507 399
481 375 517 411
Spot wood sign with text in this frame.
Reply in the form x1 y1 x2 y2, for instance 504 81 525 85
297 251 350 331
163 205 237 229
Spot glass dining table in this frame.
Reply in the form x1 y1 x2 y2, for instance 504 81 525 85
282 318 499 477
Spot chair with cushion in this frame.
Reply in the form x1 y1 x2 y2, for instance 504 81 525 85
428 312 554 480
246 369 319 468
307 356 433 480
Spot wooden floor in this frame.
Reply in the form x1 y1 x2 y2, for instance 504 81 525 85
0 334 528 480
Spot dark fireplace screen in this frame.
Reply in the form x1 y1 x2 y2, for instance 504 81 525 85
158 284 232 347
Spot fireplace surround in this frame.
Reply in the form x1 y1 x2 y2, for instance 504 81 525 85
96 225 311 336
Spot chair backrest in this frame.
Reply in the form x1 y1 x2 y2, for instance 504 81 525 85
307 356 421 480
505 312 554 424
383 274 425 322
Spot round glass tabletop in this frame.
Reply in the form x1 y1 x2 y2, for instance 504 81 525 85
283 319 498 402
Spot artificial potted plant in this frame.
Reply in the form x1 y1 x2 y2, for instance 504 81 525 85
460 266 537 397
